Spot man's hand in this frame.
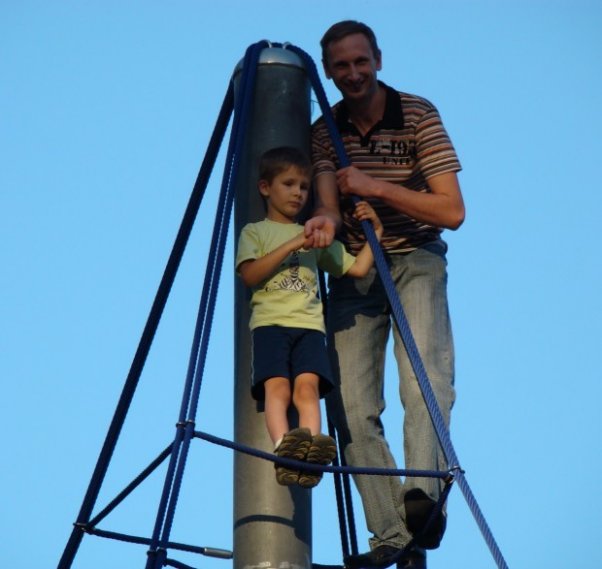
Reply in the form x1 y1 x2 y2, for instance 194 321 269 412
336 166 376 198
303 215 336 249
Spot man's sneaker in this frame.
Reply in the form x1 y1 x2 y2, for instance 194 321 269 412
404 488 447 549
346 545 426 569
345 544 404 569
274 427 312 486
298 433 337 489
397 548 426 569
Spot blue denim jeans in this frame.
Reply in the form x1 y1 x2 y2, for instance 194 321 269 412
326 242 456 550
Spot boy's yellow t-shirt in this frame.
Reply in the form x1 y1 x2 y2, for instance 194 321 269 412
236 219 356 332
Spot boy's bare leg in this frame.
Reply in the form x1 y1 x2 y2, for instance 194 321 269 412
268 374 313 486
264 376 292 445
292 372 321 435
293 372 336 489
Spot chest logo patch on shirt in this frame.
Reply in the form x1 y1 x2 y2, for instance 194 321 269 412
369 138 416 165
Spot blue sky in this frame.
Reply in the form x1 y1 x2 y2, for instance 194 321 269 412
2 2 601 568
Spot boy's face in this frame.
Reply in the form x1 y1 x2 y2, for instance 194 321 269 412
323 32 382 104
259 166 310 223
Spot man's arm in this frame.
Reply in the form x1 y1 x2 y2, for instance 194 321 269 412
336 167 465 230
303 172 341 248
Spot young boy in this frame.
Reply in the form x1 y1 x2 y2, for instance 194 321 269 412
236 146 383 488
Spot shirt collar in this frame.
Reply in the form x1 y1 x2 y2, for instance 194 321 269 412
334 81 404 133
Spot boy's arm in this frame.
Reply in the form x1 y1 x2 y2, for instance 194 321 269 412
238 232 306 287
345 201 384 278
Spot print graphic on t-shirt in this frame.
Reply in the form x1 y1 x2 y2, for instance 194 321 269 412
266 251 310 295
369 138 416 165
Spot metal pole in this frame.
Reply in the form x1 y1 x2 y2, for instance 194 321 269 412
233 46 312 569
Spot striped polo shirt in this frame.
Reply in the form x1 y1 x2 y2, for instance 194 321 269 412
311 82 461 254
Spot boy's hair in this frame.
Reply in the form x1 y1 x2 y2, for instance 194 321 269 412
258 146 312 183
320 20 380 64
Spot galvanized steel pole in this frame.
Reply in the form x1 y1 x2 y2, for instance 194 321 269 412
233 46 312 569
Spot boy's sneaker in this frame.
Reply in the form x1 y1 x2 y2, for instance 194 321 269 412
298 433 337 489
274 427 312 486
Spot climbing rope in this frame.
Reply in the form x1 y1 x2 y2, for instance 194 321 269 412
194 430 453 480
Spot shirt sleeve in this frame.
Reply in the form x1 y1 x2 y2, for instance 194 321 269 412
311 118 338 178
415 103 462 179
235 223 261 272
316 239 356 277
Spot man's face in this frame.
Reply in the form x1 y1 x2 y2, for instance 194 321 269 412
323 33 382 103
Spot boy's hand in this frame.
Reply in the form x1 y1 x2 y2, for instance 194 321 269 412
353 201 384 241
289 232 307 251
303 215 336 249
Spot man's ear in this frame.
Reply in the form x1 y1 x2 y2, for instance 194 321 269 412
258 179 270 197
375 50 383 71
322 59 332 80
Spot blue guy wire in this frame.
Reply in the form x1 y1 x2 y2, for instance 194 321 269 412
87 444 174 528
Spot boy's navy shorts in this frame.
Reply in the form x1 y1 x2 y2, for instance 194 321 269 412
251 325 334 401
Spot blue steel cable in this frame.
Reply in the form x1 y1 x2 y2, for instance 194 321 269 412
288 44 509 569
57 82 235 569
86 528 231 558
162 37 266 554
164 559 196 569
145 72 242 564
145 72 240 566
144 55 248 568
145 76 242 568
339 442 359 555
320 269 357 558
88 444 173 528
145 41 269 569
318 267 350 558
186 38 267 428
327 417 352 559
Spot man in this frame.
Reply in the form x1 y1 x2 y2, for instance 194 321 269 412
304 21 465 569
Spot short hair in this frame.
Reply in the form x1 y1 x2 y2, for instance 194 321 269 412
321 20 380 64
258 146 312 183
